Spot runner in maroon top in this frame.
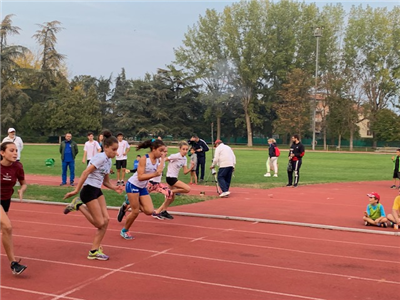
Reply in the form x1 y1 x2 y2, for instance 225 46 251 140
1 141 28 275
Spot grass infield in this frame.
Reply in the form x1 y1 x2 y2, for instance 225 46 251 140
13 144 394 205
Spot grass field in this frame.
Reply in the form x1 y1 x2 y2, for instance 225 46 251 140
13 144 394 205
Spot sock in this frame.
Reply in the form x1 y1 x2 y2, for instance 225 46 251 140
90 249 97 254
122 228 127 233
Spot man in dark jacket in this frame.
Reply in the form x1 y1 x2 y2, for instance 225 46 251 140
189 134 209 181
59 133 79 186
287 134 305 188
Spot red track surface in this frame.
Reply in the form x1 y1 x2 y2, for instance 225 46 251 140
1 175 399 299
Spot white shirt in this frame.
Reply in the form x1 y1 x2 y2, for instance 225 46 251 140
84 152 112 188
2 135 23 160
128 154 160 188
116 140 130 160
166 152 187 178
84 140 101 160
211 143 236 168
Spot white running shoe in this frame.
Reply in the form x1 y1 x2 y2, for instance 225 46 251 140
273 174 278 177
264 173 271 177
219 191 229 197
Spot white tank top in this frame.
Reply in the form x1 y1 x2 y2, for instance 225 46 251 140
128 154 159 188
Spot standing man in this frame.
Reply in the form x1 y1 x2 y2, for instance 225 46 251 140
2 128 23 162
189 134 209 182
60 133 79 186
210 139 236 197
116 132 130 186
287 134 305 188
82 132 101 165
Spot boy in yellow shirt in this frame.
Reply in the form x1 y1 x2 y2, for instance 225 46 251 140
387 194 400 230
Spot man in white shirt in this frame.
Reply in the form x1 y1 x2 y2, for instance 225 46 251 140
82 132 101 165
210 139 236 197
116 133 130 186
2 128 23 161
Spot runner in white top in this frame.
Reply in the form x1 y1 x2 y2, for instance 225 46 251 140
116 133 131 186
82 132 101 165
63 130 123 261
120 139 166 240
165 141 194 195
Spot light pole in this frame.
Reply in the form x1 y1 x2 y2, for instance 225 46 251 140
312 26 323 151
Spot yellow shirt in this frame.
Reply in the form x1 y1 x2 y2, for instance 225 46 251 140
393 196 400 211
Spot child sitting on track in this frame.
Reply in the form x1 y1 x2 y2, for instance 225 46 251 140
387 193 400 230
363 192 388 227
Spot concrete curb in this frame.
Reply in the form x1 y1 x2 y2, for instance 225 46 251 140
13 198 399 237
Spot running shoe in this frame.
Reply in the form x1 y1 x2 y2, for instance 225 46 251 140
390 185 396 189
161 210 174 220
10 260 27 275
117 203 127 222
64 197 83 214
87 247 109 260
120 229 134 240
152 211 164 220
381 222 388 228
364 221 369 226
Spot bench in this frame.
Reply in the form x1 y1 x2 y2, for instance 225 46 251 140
375 147 399 153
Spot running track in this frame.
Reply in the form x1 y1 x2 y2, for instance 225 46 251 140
1 176 399 299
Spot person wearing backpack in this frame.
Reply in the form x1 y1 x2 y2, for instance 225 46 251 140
264 138 279 177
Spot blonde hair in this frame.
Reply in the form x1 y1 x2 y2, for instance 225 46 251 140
178 140 189 148
268 138 276 143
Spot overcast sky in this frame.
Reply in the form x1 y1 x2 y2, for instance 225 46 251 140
2 0 397 81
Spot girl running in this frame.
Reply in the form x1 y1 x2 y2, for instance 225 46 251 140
120 139 166 240
166 141 194 195
117 146 175 222
63 130 123 260
1 142 28 275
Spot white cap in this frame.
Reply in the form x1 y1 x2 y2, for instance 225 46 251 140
8 128 16 133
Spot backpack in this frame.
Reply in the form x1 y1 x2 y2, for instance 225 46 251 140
274 147 281 157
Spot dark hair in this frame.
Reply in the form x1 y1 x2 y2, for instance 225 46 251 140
293 134 300 140
87 132 94 136
397 149 400 152
137 139 165 151
117 132 123 137
102 130 118 147
1 142 15 160
191 134 198 138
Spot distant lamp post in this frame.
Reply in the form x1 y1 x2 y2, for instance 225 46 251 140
312 26 323 151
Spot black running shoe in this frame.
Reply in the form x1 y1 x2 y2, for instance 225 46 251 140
11 260 27 275
161 210 174 220
117 203 127 222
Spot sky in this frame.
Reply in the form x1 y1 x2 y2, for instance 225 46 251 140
2 0 398 81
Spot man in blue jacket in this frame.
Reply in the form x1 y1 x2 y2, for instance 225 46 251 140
59 133 79 186
189 134 209 181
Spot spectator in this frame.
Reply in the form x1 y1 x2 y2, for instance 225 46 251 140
2 128 23 162
116 133 130 186
363 192 388 227
189 134 209 182
60 133 79 186
189 147 198 185
390 149 400 189
210 139 236 197
264 138 279 178
287 135 305 188
82 132 101 165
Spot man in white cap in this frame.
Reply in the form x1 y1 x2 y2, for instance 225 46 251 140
2 128 23 161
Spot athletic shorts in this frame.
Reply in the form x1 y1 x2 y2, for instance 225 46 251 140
80 185 103 204
393 170 400 179
116 160 127 169
125 181 149 196
166 177 178 186
1 199 11 213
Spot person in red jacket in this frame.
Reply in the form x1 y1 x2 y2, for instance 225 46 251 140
1 142 28 275
287 135 305 188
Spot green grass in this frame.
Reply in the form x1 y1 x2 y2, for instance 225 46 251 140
15 144 394 204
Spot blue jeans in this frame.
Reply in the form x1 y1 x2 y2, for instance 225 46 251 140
217 167 234 193
62 160 75 184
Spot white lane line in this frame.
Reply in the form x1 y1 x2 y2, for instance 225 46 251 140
1 256 325 300
0 285 84 300
50 263 135 300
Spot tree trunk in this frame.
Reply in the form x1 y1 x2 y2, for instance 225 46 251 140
349 129 354 151
244 105 253 146
323 126 327 150
338 133 341 149
216 116 221 140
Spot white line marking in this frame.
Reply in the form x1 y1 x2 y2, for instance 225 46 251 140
0 285 84 300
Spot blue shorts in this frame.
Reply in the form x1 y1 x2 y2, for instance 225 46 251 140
125 181 149 196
